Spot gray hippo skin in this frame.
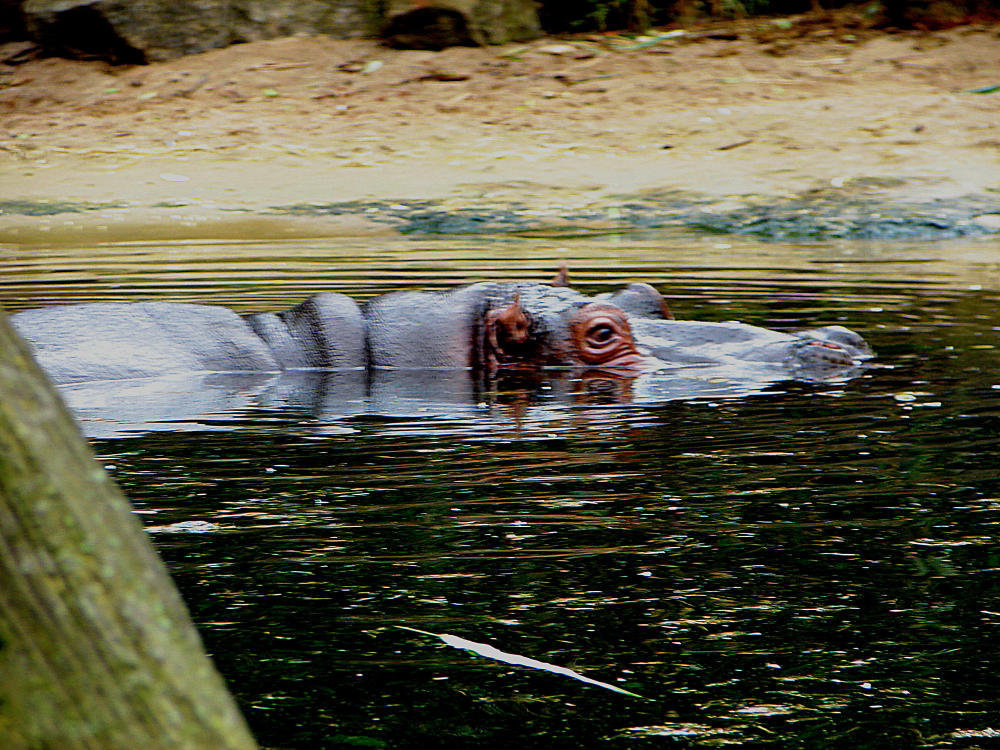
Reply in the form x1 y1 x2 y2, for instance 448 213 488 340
9 279 872 386
10 293 366 383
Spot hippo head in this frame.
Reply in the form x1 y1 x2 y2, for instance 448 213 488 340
469 280 871 382
364 277 871 383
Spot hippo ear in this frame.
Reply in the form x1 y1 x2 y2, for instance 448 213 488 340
484 294 532 366
659 297 674 320
600 283 674 320
551 263 571 288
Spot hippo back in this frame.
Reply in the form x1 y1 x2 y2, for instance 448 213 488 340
245 292 366 370
363 283 498 368
10 302 280 384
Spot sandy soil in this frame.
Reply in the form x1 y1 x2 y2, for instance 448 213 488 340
1 16 998 239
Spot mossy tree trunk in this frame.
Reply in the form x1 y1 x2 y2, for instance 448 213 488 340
0 309 256 749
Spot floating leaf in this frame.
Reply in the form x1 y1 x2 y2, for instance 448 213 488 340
967 84 1000 94
361 60 383 74
146 520 218 534
263 88 279 97
397 626 645 699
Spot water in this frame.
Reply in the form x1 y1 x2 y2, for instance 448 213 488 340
2 230 999 748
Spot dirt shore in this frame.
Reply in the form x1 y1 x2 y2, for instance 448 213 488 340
1 17 998 241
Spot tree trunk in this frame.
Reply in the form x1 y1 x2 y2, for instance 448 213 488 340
0 309 256 749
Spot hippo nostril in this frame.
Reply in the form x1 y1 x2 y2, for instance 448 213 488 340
792 337 857 371
808 340 847 351
503 321 529 345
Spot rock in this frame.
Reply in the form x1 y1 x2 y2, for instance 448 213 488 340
19 0 540 62
233 0 377 44
21 0 380 62
382 0 540 49
381 5 478 50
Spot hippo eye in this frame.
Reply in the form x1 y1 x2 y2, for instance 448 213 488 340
588 324 616 345
570 303 642 367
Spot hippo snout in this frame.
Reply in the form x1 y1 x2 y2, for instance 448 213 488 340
796 325 874 361
788 337 858 371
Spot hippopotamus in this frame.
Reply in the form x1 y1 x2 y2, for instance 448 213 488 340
9 277 872 386
8 276 873 437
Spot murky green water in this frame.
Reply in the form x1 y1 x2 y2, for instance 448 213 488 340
2 230 999 748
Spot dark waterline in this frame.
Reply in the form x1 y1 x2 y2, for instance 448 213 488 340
2 230 999 748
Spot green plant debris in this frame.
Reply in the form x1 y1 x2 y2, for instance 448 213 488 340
0 200 126 216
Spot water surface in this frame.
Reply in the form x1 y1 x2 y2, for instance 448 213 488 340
2 230 999 748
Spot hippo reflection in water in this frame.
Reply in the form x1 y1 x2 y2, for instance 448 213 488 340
10 275 872 435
